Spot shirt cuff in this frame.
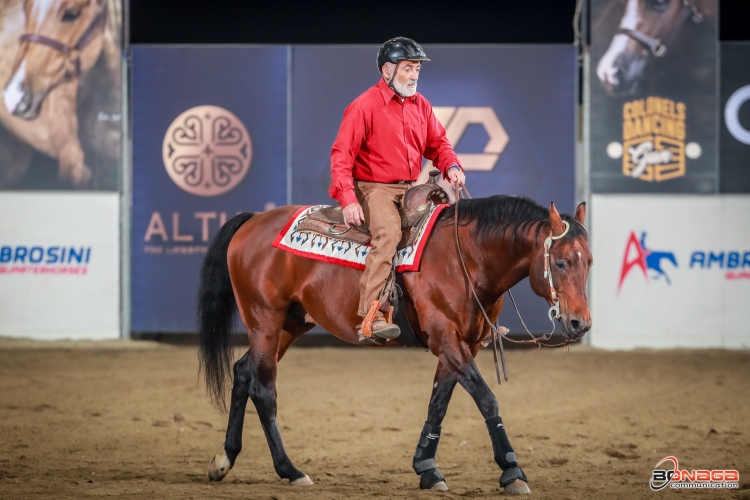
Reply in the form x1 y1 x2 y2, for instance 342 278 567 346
339 189 359 208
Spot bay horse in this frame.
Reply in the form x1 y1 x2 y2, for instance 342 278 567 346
0 0 121 188
198 195 592 495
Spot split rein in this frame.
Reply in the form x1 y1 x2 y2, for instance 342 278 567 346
451 185 574 385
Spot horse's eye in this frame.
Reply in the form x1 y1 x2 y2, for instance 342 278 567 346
649 0 670 12
61 8 82 22
556 261 566 270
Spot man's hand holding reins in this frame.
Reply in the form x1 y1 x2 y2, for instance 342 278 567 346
448 166 466 188
343 202 365 227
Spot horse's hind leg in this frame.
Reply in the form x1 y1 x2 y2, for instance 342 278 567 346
208 305 311 486
208 351 252 481
412 359 456 491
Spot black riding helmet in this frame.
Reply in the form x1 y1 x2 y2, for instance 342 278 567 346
376 37 430 72
377 37 430 96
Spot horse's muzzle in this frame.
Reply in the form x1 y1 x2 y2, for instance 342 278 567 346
9 85 43 120
561 315 591 340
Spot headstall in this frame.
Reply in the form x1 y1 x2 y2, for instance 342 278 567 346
452 186 575 385
18 0 108 80
616 0 704 58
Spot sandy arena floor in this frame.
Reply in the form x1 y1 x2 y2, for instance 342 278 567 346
0 339 748 499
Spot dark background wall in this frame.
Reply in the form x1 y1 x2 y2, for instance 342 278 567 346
130 0 749 45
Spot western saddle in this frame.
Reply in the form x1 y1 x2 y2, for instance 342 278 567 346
296 170 450 248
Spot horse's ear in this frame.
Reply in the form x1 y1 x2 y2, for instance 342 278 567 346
549 202 564 235
574 202 586 225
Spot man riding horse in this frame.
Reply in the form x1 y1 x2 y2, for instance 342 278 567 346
329 37 466 344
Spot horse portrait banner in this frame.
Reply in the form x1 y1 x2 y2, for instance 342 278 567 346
131 46 288 332
0 0 123 191
588 0 719 193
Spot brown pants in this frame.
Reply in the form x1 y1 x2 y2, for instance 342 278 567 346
355 180 409 317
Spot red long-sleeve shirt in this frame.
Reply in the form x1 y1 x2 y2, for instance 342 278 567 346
329 78 462 207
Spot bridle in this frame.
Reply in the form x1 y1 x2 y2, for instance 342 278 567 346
452 185 575 385
617 0 704 58
19 0 108 80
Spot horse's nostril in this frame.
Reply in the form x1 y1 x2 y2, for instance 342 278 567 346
571 319 581 331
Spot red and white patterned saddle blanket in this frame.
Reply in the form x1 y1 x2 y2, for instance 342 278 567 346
272 204 448 272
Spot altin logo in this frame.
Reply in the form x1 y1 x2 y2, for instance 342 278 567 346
618 231 678 293
162 105 252 197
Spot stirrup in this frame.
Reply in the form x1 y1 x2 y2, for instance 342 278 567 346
360 300 382 338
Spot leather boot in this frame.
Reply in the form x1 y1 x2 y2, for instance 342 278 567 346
357 311 400 343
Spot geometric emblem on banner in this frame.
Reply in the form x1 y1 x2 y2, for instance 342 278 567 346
162 105 252 196
429 107 509 171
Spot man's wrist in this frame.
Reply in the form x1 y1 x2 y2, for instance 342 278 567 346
448 165 462 172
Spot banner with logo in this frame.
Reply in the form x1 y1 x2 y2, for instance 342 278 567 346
131 46 288 332
589 0 718 193
0 0 122 190
0 193 120 339
720 42 750 193
590 194 750 349
292 45 575 332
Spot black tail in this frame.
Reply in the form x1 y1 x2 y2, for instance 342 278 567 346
198 212 254 410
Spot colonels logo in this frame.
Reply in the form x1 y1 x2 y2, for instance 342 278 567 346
650 456 739 491
162 105 252 197
607 96 703 182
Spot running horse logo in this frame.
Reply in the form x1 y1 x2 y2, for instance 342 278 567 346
618 231 677 293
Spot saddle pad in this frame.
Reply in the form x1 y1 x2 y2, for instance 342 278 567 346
272 204 448 272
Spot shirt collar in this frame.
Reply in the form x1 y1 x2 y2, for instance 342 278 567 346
377 78 418 104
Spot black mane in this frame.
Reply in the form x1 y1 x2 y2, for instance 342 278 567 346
439 195 587 247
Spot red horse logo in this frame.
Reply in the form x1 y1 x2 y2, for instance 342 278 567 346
618 231 678 293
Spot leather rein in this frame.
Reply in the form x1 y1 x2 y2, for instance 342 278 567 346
452 185 574 385
19 0 108 80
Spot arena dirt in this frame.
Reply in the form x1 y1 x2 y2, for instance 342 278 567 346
0 339 748 499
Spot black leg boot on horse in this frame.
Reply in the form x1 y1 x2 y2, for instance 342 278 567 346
412 360 456 491
449 340 530 494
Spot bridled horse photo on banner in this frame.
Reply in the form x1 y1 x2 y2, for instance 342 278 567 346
0 0 122 190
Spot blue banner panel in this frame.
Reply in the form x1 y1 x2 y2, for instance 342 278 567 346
291 45 575 332
131 46 288 332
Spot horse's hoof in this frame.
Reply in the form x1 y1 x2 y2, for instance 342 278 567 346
430 480 449 491
504 479 531 495
289 474 314 486
207 454 231 481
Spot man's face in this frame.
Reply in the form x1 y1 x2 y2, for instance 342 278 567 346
384 60 421 97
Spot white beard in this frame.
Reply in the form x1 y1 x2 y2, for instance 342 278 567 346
393 79 417 97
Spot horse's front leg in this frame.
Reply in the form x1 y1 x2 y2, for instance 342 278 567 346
444 338 531 495
46 85 91 187
412 359 457 491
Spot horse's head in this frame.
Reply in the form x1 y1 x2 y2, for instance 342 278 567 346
530 202 592 340
596 0 702 96
3 0 107 120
